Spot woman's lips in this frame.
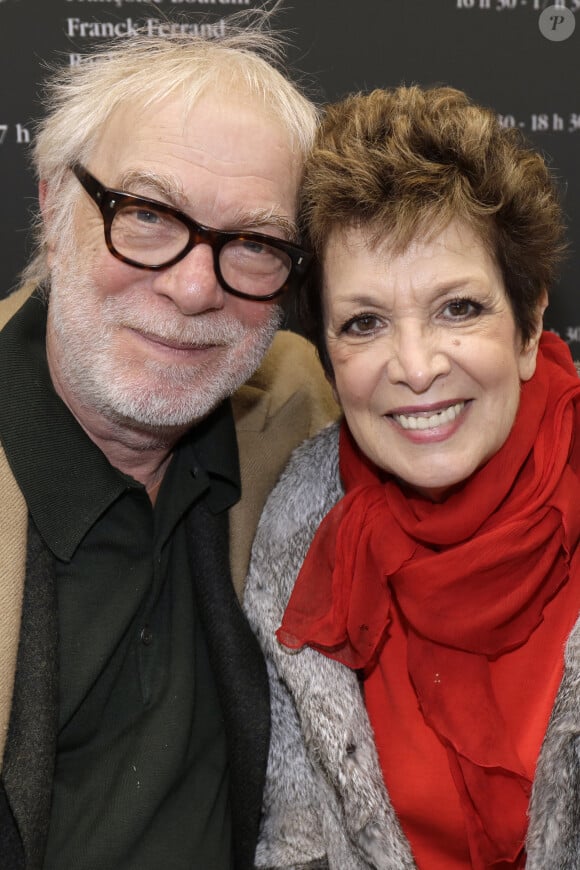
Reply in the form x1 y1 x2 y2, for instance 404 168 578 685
392 401 466 431
387 400 470 442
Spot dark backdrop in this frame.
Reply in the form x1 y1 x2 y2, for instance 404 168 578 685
1 0 578 347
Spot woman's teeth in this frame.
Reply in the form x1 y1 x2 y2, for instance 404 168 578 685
394 402 465 431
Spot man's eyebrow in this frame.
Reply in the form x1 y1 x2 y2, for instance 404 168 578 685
115 170 299 241
116 169 189 210
229 208 299 243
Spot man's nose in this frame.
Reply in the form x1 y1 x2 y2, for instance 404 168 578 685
385 322 451 392
152 244 226 315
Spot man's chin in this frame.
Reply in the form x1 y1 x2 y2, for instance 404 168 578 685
104 391 224 434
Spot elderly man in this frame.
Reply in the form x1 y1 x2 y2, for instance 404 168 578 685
0 29 336 870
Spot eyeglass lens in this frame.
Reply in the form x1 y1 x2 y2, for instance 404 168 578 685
111 203 293 297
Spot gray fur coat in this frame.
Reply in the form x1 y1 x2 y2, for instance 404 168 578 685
243 422 580 869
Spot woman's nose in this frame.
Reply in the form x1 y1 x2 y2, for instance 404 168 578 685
385 322 451 392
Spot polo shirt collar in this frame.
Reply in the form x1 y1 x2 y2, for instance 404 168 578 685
0 291 241 561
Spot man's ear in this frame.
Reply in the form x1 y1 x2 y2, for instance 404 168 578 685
38 179 49 215
38 180 56 267
519 289 548 382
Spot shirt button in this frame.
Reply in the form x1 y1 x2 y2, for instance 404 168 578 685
140 626 153 646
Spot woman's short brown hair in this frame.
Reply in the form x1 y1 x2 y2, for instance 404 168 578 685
298 86 567 374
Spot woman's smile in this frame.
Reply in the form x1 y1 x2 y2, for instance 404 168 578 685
390 400 466 430
323 219 541 498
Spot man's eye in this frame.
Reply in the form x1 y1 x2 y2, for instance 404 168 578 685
443 298 482 319
134 209 161 225
241 240 266 254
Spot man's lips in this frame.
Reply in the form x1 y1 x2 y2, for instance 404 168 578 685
128 327 223 354
388 400 468 431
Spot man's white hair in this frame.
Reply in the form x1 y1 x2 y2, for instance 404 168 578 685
24 12 318 286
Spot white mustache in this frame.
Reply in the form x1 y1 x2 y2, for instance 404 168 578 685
102 296 248 347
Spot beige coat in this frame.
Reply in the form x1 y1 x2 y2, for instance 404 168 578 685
0 284 338 771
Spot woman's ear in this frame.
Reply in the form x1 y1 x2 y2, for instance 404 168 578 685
518 289 548 382
323 364 340 406
329 380 340 407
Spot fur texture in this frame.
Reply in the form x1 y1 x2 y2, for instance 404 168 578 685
244 424 415 869
244 422 580 869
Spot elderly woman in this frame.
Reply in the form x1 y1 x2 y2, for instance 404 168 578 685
243 86 580 870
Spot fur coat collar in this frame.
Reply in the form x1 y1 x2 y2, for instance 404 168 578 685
244 422 580 869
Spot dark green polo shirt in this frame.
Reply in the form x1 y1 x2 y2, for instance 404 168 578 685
0 292 241 869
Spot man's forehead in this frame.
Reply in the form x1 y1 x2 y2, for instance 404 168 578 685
86 90 301 236
93 86 288 159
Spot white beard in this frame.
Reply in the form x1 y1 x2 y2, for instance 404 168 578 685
47 255 281 435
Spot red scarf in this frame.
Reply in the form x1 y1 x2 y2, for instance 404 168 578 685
277 332 580 868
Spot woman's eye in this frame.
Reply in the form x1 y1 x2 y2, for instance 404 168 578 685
342 314 382 335
442 298 482 319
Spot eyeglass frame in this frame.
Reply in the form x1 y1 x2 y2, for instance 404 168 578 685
71 163 313 302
